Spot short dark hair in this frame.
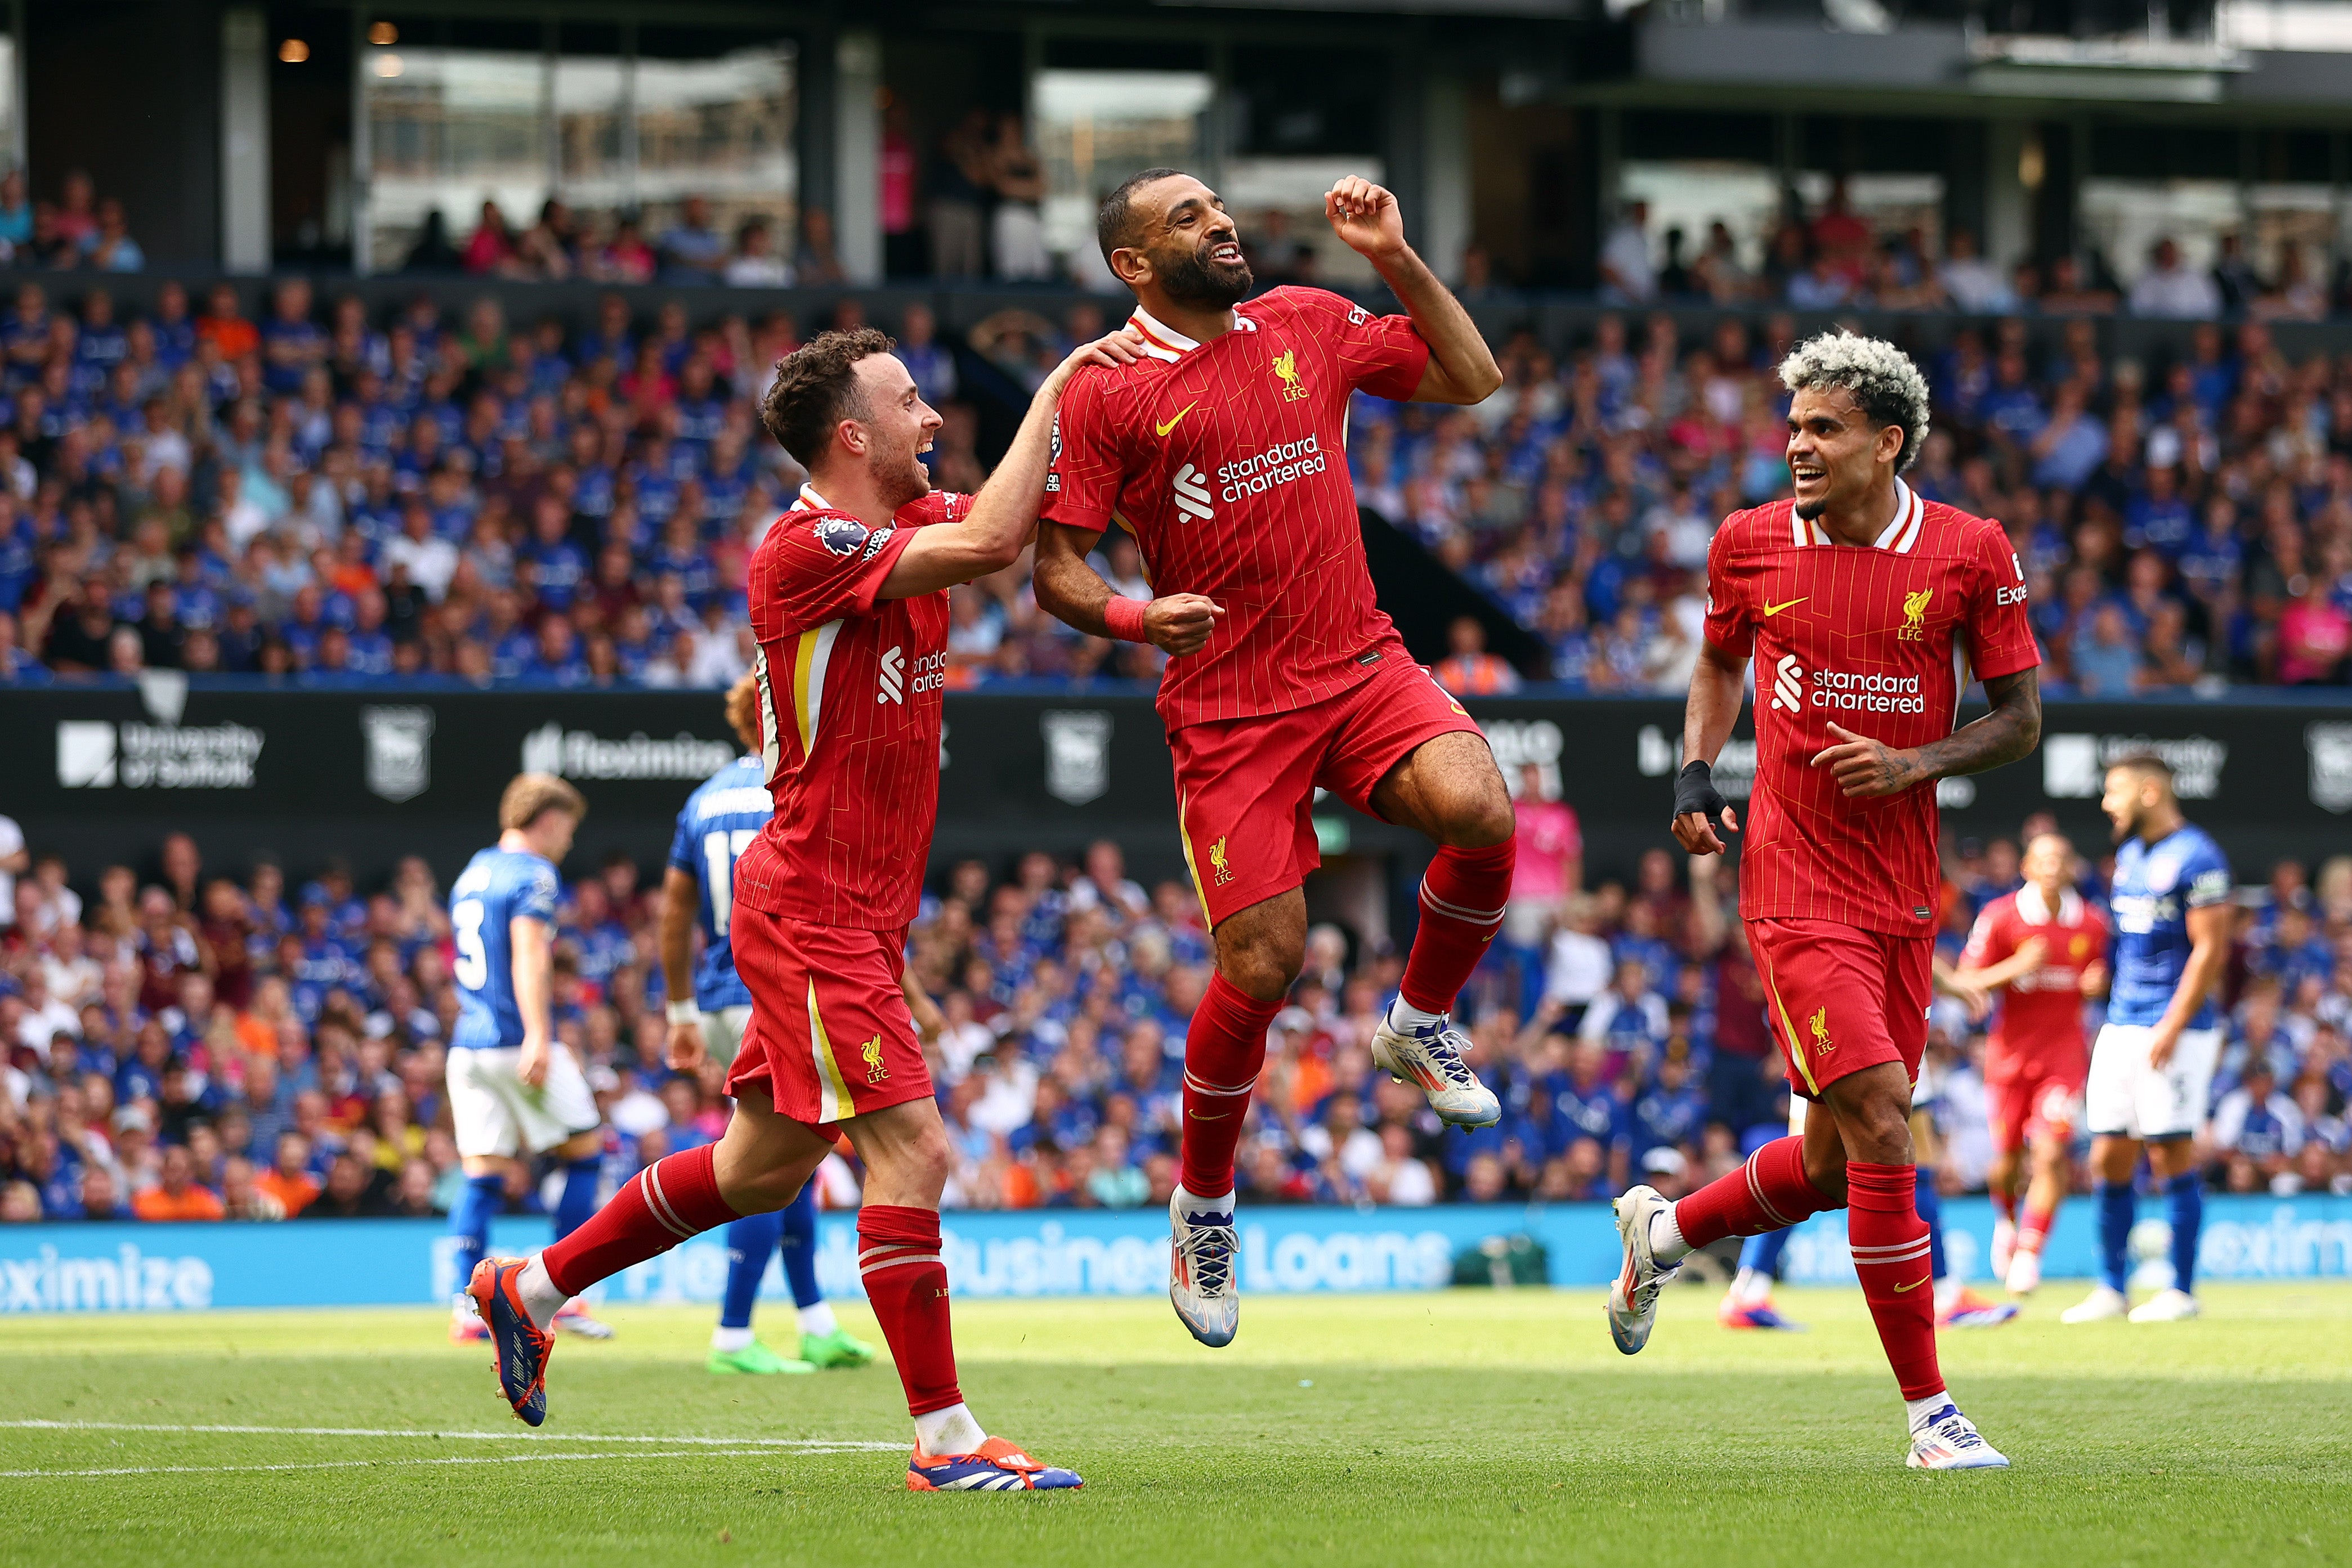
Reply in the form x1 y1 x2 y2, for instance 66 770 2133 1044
1097 167 1188 267
759 327 896 467
2109 751 2176 792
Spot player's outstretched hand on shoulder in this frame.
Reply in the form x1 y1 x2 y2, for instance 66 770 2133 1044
1143 593 1224 656
665 1020 707 1074
1051 328 1147 387
1810 722 1926 798
1325 176 1405 262
1670 760 1738 856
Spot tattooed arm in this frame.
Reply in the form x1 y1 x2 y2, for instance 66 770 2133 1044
1810 666 2042 800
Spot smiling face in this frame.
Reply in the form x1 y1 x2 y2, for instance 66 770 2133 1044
1785 386 1904 522
843 352 941 510
1115 174 1251 310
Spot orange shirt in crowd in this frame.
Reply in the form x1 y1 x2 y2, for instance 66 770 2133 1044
257 1170 320 1217
132 1184 227 1222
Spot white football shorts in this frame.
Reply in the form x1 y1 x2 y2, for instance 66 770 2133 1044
447 1042 600 1159
2085 1022 2221 1142
698 1005 752 1068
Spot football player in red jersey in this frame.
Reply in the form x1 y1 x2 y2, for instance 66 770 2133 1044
1606 331 2044 1471
466 322 1146 1492
1032 169 1511 1349
1958 832 2108 1297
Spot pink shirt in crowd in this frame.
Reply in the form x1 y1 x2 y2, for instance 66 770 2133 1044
1512 796 1581 901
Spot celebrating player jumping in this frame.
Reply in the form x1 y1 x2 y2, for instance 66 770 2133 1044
1032 170 1512 1349
466 320 1147 1491
2060 755 2232 1325
1609 331 2043 1470
1958 832 2108 1297
656 673 883 1377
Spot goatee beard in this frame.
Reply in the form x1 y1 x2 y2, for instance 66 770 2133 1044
1160 244 1251 310
1794 495 1828 521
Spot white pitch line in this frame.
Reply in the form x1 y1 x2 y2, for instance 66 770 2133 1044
0 1448 876 1480
0 1420 899 1450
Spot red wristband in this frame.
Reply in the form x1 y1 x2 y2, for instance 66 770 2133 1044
1103 596 1148 643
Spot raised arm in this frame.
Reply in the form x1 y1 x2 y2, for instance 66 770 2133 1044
879 333 1143 600
1325 176 1501 406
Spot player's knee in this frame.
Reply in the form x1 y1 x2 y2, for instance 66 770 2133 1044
1432 771 1515 849
1217 934 1302 1001
901 1122 954 1193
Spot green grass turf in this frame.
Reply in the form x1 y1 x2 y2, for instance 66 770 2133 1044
0 1281 2344 1567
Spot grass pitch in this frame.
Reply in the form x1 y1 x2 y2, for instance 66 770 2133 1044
1 1281 2344 1568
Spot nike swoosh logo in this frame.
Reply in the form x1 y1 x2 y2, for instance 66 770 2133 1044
1762 597 1808 617
1893 1278 1925 1293
1187 1109 1226 1121
1156 401 1199 438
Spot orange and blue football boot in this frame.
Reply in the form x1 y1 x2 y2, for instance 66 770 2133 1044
467 1257 553 1427
906 1436 1083 1491
1716 1297 1805 1331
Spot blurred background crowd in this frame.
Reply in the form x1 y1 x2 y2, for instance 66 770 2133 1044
3 805 2346 1227
1 252 2350 698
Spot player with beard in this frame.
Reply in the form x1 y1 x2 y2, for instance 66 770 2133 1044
1607 332 2042 1470
466 321 1141 1492
2060 755 2230 1325
1032 171 1510 1349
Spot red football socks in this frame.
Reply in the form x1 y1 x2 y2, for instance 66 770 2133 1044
1670 1134 1835 1250
542 1144 739 1297
858 1204 963 1417
1398 838 1515 1015
2018 1197 2056 1257
1846 1159 1943 1401
1177 971 1283 1199
1990 1186 2016 1228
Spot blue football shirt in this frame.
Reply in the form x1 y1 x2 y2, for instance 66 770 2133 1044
449 846 562 1050
2107 824 2231 1030
665 755 773 1012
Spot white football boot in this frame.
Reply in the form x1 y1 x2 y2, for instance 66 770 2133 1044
1168 1194 1239 1348
1907 1404 2011 1471
2059 1284 2130 1323
2127 1287 2200 1323
1989 1217 2016 1281
1370 1009 1501 1128
2004 1247 2042 1297
1605 1184 1680 1355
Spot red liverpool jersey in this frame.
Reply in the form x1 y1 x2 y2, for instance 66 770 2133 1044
1702 482 2040 935
1961 884 2106 1081
734 486 963 930
1041 286 1430 731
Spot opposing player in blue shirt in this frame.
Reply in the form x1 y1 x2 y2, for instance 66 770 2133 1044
2064 753 2232 1325
448 773 615 1343
659 675 876 1376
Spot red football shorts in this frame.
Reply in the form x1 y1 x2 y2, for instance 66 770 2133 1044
1986 1055 2086 1154
1746 916 1933 1100
1167 649 1486 928
726 911 932 1127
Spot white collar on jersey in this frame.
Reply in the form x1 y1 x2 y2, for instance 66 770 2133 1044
793 483 828 512
2014 881 2081 928
1788 477 1924 554
1128 306 1256 362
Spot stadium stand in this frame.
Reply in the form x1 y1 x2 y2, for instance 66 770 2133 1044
2 813 2347 1224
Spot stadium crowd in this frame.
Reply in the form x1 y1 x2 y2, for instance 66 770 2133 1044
1 804 2347 1228
0 238 2345 689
